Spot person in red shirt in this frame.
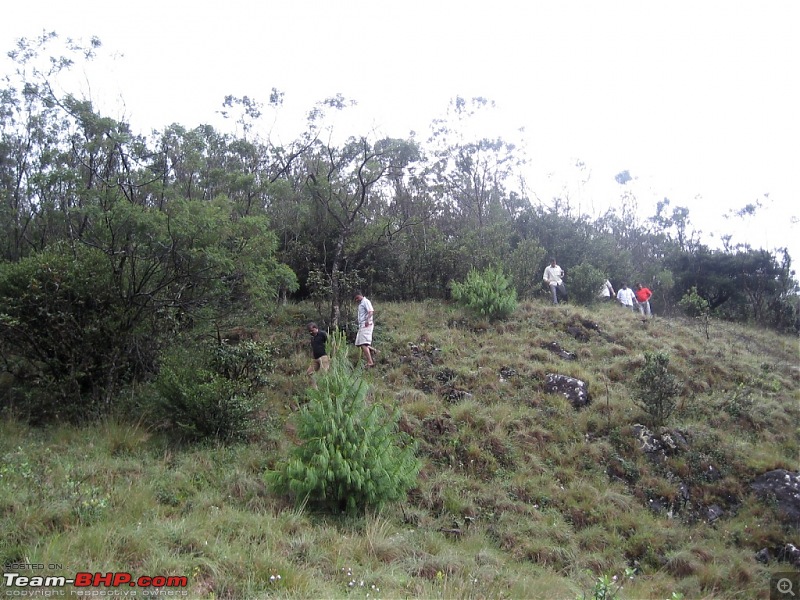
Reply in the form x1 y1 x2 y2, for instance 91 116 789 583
635 283 653 318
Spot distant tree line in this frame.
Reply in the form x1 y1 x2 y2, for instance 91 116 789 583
0 34 797 422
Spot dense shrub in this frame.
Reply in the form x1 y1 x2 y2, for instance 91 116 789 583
150 340 272 442
209 340 275 389
451 267 517 321
678 286 710 318
567 263 607 305
0 194 297 425
0 244 158 423
506 239 547 299
267 341 420 513
633 352 682 428
679 285 711 339
152 367 256 442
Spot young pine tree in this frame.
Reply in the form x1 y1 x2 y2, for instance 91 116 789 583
267 334 420 514
633 351 682 428
451 266 518 321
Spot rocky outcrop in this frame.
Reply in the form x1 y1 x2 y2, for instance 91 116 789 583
627 424 729 523
631 424 689 464
750 469 800 525
541 341 577 360
544 374 591 409
755 543 800 568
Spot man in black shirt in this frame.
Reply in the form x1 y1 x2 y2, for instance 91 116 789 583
306 322 330 386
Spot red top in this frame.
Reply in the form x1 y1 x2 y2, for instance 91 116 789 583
635 287 653 302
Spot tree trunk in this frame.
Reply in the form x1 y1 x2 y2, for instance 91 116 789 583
329 234 347 330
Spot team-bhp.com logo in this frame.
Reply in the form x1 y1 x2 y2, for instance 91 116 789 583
3 572 188 596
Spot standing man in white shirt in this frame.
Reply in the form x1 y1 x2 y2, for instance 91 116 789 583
616 283 637 311
597 279 616 301
542 258 565 304
354 291 375 368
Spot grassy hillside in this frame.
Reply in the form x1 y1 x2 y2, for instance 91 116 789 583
2 299 798 599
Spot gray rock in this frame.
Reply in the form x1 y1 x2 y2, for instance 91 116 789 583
443 388 472 403
754 547 771 563
541 341 577 361
499 366 517 379
706 504 724 523
778 543 800 567
566 326 590 342
679 482 691 506
544 373 591 409
755 543 800 567
750 469 800 525
631 424 689 465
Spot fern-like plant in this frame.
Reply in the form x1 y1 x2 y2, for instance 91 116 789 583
267 336 420 513
451 266 518 321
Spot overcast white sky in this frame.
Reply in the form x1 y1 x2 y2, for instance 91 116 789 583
3 0 799 264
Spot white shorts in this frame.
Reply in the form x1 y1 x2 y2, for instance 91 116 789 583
355 325 373 346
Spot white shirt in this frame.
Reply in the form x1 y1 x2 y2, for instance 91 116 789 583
357 297 374 326
617 287 636 307
543 264 564 286
598 280 614 298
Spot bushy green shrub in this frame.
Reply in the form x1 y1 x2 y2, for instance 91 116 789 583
679 286 711 339
0 243 156 423
633 352 682 428
450 267 517 321
0 195 297 425
150 340 273 442
209 340 275 389
506 239 547 298
567 263 607 305
267 341 420 514
678 286 710 317
153 365 256 442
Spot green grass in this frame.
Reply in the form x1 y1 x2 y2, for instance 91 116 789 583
2 298 798 598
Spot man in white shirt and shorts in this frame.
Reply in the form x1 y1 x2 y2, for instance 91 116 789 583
354 291 376 367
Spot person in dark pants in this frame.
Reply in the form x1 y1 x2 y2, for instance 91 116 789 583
306 322 329 386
